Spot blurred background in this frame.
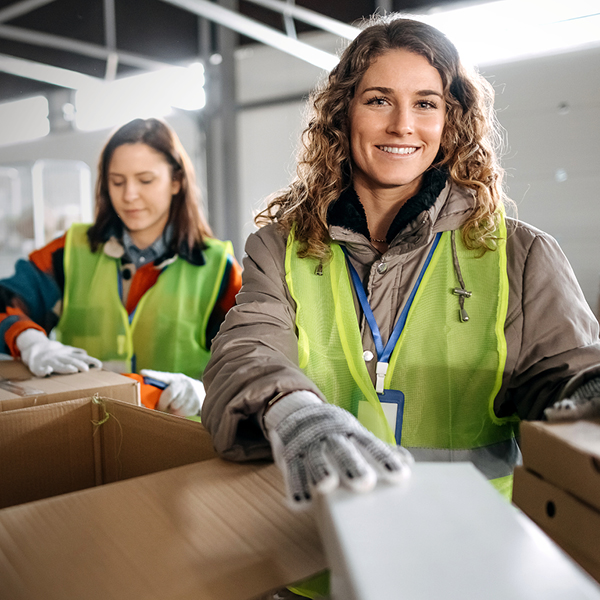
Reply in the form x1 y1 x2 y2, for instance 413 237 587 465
0 0 598 315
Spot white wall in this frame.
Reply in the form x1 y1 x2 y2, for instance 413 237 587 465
481 46 600 314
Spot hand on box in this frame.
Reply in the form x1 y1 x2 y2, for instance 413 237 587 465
16 328 103 378
140 369 205 417
264 390 413 510
545 376 600 421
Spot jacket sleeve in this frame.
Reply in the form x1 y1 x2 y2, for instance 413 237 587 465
202 225 325 462
0 235 66 356
498 220 600 420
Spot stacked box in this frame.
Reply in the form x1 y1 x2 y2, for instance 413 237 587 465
0 359 140 410
513 419 600 582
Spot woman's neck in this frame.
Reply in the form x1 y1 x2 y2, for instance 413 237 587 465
353 180 422 243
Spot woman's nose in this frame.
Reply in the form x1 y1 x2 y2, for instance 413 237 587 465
387 106 414 136
123 181 139 201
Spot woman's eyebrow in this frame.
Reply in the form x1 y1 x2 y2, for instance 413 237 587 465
416 89 444 98
360 86 443 99
361 86 394 95
109 170 154 177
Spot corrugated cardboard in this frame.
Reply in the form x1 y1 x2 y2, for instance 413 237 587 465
513 466 600 584
0 397 326 599
0 396 217 508
519 419 600 512
0 360 139 411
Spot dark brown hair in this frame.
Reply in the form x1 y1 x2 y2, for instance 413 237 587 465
88 117 212 253
256 15 507 259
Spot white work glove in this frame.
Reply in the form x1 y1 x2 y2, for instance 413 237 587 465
16 328 102 377
264 390 413 510
140 369 205 417
545 376 600 421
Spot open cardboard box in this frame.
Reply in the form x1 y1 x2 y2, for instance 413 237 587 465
513 419 600 584
0 397 326 600
0 359 139 411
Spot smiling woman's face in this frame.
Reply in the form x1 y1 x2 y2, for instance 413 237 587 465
349 49 446 203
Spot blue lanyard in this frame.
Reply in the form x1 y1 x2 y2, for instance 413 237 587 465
342 233 441 393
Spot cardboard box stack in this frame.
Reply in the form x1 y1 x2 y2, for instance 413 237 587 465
0 364 326 600
513 418 600 583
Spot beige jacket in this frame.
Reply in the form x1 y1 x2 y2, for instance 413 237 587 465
202 181 600 461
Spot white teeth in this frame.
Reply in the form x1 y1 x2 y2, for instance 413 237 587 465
379 146 417 155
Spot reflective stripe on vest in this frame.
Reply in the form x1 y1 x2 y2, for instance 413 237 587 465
56 223 233 378
285 216 520 488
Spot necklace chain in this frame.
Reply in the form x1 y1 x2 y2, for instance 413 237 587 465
370 237 387 244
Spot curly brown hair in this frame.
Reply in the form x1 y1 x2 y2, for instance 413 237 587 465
88 117 213 254
255 15 508 259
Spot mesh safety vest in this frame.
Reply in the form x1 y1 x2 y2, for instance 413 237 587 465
285 215 520 500
56 223 233 378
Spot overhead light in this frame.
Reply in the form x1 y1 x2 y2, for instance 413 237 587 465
413 0 600 66
75 62 206 132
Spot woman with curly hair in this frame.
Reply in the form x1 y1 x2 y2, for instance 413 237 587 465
203 13 600 539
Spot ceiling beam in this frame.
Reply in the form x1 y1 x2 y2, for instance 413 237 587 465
103 0 118 80
160 0 339 70
0 0 57 24
243 0 359 40
0 24 174 71
0 52 101 89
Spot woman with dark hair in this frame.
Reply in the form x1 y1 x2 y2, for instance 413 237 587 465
202 13 600 526
0 118 241 417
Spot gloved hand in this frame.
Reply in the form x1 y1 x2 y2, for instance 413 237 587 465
264 390 413 510
140 369 205 417
16 328 102 377
545 376 600 421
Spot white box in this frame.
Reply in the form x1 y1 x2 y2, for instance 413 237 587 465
316 463 600 600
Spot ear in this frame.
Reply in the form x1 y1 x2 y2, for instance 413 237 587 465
171 177 181 196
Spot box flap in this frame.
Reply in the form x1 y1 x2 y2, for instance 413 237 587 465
0 459 326 600
0 398 97 509
520 419 600 512
95 398 218 483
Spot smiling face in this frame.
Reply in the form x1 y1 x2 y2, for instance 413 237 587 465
348 49 446 205
108 142 180 249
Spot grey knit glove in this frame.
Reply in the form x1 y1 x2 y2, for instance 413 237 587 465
545 376 600 421
264 391 413 509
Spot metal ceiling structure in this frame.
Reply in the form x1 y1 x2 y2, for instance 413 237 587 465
0 0 463 252
0 0 462 104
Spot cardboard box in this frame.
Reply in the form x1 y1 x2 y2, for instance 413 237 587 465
0 359 139 411
0 396 217 508
518 419 600 513
513 465 600 584
0 397 326 599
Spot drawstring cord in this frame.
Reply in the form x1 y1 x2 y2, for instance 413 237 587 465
451 230 472 322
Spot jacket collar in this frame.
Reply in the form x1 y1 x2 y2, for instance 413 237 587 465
328 171 477 254
102 223 206 267
327 168 448 243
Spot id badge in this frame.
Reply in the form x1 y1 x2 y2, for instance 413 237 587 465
378 389 405 443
